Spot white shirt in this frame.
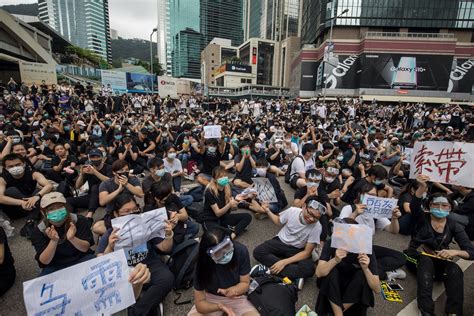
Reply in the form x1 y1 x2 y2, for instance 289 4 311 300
317 105 327 118
278 207 322 248
339 205 390 235
163 158 182 174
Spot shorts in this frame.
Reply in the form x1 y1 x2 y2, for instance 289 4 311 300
289 175 300 190
187 293 258 316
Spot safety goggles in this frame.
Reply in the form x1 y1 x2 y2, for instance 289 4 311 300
307 200 327 216
326 167 340 176
207 237 234 262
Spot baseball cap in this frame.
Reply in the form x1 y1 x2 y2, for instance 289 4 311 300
88 148 103 158
40 192 67 208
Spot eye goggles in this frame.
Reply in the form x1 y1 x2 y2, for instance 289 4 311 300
307 200 327 216
207 237 234 262
326 167 340 175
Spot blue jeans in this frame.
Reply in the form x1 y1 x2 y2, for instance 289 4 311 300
383 155 401 166
179 194 193 207
184 220 199 239
173 176 182 192
39 253 96 276
268 202 282 214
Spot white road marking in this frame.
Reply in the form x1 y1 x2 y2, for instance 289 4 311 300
397 259 473 316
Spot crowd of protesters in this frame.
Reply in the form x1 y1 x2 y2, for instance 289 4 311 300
0 78 473 316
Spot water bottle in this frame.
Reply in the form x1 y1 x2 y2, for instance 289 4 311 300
248 279 259 294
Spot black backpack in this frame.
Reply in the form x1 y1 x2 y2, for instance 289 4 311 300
166 238 199 304
247 275 298 316
284 155 304 183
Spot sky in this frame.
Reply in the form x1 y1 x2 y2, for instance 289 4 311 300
3 0 158 40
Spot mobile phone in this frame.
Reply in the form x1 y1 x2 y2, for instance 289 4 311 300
387 283 404 291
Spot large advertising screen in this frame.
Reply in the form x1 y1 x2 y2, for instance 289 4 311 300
448 58 474 94
101 70 127 93
126 73 158 93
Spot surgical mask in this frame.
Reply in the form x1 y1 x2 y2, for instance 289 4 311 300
217 176 229 186
155 168 166 177
256 168 267 177
208 146 216 153
8 165 24 176
114 134 122 140
275 143 283 149
430 208 449 218
337 155 344 161
167 153 176 160
46 208 68 223
325 176 335 183
373 179 383 185
216 249 234 265
307 181 320 188
255 143 262 149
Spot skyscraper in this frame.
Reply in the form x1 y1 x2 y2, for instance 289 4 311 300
200 0 244 46
156 0 170 74
38 0 112 63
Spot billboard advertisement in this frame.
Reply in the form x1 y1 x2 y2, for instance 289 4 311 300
300 61 319 92
324 54 360 90
19 61 57 85
126 73 158 93
359 54 452 91
158 76 178 98
448 58 474 94
225 63 252 73
101 70 127 93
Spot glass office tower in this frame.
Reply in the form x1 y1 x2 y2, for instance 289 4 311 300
200 0 244 46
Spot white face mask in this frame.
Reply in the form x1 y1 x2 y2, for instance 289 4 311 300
167 152 176 160
8 165 25 176
325 176 335 183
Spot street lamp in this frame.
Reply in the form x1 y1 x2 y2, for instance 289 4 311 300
150 28 157 93
322 7 349 105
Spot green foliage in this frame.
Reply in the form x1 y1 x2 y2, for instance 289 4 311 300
64 45 110 69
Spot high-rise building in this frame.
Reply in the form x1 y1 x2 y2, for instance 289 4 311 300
244 0 300 41
156 0 170 74
200 0 244 47
38 0 112 63
294 0 474 101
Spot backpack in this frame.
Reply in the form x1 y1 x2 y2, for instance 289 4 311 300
247 275 298 316
284 155 305 183
166 239 199 304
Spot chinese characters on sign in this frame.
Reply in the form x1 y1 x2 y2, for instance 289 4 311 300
204 125 222 139
23 251 135 316
361 194 398 219
252 178 278 203
409 141 474 188
331 222 373 254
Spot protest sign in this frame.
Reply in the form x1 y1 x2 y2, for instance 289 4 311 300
23 250 135 315
331 222 373 254
204 125 222 139
409 141 474 188
361 194 397 219
111 207 167 250
252 178 278 203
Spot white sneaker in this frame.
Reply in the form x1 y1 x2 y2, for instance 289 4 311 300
386 268 407 280
250 264 269 278
296 278 304 290
184 174 195 181
311 247 321 262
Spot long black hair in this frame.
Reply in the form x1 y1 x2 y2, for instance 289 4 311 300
195 226 237 291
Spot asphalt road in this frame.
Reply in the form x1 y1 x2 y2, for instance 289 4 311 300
1 178 473 316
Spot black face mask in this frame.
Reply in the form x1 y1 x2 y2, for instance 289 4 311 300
91 159 102 167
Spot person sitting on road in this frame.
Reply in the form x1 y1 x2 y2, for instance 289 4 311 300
96 193 175 316
30 192 95 276
288 143 316 189
315 218 380 316
201 166 252 239
252 196 324 289
233 140 257 189
404 175 474 316
0 153 53 239
188 226 259 316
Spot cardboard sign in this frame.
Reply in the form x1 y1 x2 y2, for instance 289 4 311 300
331 222 373 254
23 250 135 315
111 207 167 250
361 194 398 219
409 141 474 188
252 178 278 203
204 125 222 139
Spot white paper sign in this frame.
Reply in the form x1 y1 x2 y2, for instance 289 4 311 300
361 194 397 219
23 250 135 316
252 178 278 203
409 141 474 188
204 125 222 139
331 222 373 254
111 207 168 250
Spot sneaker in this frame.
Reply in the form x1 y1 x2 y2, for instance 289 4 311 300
296 278 304 290
386 268 407 280
184 174 195 181
20 221 35 239
158 303 164 316
250 264 270 278
311 247 321 262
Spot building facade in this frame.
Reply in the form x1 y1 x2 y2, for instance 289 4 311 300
294 0 474 101
156 0 170 74
38 0 111 63
200 0 244 47
201 38 238 87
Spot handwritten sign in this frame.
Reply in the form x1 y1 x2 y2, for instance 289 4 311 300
409 141 474 188
23 250 135 316
252 178 278 203
204 125 222 139
331 222 373 254
112 208 168 250
361 194 397 219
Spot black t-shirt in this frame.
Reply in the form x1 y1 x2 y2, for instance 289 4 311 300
51 154 78 169
319 241 378 275
321 178 341 194
83 164 112 187
202 150 222 175
203 188 228 222
398 191 413 215
31 215 94 268
0 227 14 277
266 148 285 166
341 178 370 204
117 145 140 164
135 138 153 152
194 241 251 295
234 154 255 183
1 167 37 196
